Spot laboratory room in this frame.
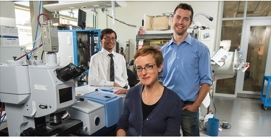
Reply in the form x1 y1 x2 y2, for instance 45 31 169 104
0 0 271 136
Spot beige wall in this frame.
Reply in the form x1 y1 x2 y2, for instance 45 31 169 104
0 1 16 26
84 1 220 52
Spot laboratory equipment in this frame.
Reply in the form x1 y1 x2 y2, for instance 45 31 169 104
211 41 249 80
67 85 125 135
57 29 101 86
57 29 101 67
0 18 88 136
0 46 26 64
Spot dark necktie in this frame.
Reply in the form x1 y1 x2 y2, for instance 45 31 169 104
108 53 114 82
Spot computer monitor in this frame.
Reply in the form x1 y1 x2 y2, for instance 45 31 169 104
78 9 86 29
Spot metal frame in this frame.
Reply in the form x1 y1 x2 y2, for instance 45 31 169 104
236 19 271 95
260 76 271 110
214 1 271 97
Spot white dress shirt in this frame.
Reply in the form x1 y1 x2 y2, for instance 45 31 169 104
88 48 129 88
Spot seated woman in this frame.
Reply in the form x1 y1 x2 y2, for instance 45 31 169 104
116 46 182 136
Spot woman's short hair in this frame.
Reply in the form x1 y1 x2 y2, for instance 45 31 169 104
134 46 163 67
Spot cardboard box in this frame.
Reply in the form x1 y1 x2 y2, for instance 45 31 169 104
145 16 169 30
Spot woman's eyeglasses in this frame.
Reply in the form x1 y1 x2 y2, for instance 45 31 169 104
135 64 156 72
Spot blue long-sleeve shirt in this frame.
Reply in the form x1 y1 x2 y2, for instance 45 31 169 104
116 84 182 136
161 34 213 102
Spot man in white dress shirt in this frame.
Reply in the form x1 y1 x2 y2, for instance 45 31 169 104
88 28 129 94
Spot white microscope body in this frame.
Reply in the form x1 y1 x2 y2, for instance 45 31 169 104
0 22 87 136
0 62 78 135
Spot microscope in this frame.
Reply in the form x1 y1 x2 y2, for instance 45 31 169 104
0 21 88 136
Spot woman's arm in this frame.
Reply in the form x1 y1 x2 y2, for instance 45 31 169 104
116 89 132 135
164 97 182 136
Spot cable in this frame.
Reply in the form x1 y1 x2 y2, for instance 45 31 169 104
226 123 231 129
0 113 6 125
37 13 50 27
101 8 137 28
193 12 213 22
15 44 43 61
41 50 44 60
28 12 50 60
0 103 3 119
221 120 231 129
213 99 217 118
25 34 42 56
210 85 217 118
29 1 42 60
107 14 137 28
199 119 207 131
28 32 43 60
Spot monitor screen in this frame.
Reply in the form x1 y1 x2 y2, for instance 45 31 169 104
59 87 73 103
78 9 86 29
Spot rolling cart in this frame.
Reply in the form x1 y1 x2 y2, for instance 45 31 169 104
260 75 271 110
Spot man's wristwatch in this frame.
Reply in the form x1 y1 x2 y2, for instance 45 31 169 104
123 84 128 89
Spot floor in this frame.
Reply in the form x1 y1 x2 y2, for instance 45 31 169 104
216 77 236 94
216 77 262 95
200 96 271 136
2 96 269 136
104 96 271 136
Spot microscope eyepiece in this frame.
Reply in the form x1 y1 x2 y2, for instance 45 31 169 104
55 63 89 82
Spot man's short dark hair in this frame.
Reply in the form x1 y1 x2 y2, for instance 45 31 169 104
100 28 117 40
173 3 194 22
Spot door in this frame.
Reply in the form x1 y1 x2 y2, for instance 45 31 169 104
236 19 271 96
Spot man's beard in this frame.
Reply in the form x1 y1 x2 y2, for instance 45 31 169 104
175 29 186 36
176 30 186 36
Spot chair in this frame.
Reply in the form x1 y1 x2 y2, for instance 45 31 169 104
127 69 139 87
